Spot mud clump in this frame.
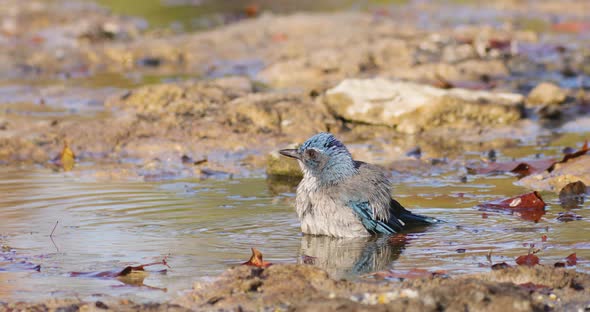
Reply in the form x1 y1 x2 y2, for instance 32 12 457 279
526 82 568 107
175 264 590 311
2 264 589 311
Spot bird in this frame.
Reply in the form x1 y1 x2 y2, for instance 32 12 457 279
279 132 439 238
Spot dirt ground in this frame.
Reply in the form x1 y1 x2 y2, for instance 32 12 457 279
2 264 589 311
1 0 590 310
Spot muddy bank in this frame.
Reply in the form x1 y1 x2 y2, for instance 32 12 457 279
1 0 589 181
2 263 589 311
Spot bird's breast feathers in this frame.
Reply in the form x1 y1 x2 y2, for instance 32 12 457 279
296 176 380 237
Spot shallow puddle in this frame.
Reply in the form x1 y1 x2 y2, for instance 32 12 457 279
1 139 588 302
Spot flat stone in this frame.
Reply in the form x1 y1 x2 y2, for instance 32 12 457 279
324 79 524 133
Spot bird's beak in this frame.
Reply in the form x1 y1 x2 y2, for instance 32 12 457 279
279 149 301 160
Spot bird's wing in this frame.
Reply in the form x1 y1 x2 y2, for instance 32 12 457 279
391 198 441 225
347 201 404 234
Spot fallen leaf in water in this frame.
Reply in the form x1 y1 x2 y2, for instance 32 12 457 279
70 257 169 279
541 235 547 242
242 248 272 268
467 159 556 177
548 140 589 172
478 192 546 222
60 141 75 171
468 140 588 178
491 262 511 270
371 268 447 280
557 212 583 222
516 254 540 266
566 253 577 266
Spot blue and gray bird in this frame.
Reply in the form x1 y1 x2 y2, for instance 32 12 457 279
280 132 439 237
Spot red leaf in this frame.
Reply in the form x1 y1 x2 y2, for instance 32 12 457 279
516 254 540 266
478 192 546 222
566 253 577 266
242 248 272 268
541 235 547 242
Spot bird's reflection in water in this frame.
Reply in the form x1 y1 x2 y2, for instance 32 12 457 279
298 230 424 278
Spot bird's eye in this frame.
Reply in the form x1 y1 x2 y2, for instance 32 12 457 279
305 149 318 160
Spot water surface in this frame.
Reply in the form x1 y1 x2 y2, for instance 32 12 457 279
1 142 589 302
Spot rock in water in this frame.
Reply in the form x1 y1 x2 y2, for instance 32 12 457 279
526 82 568 106
324 79 523 133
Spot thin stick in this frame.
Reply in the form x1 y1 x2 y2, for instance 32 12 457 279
50 221 59 237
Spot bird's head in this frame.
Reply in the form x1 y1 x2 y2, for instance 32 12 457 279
279 133 356 185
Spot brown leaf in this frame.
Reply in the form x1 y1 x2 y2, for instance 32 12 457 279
468 140 588 178
70 257 169 278
478 192 546 222
548 140 589 173
566 253 577 266
516 254 540 266
242 248 272 268
491 262 511 270
467 159 555 177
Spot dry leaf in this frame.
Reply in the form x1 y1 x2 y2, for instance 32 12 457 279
478 192 546 222
242 248 272 268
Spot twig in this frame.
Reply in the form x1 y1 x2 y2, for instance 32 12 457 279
50 235 60 252
50 221 59 237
